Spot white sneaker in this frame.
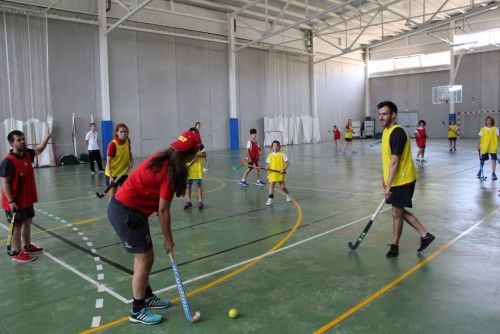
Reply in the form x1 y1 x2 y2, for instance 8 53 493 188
286 194 292 202
90 171 96 175
266 198 273 206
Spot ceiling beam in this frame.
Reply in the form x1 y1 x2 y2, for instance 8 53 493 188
235 0 360 52
315 1 499 63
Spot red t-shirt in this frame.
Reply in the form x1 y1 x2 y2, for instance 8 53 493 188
248 139 259 160
1 150 37 211
115 153 174 217
415 128 427 148
333 129 341 140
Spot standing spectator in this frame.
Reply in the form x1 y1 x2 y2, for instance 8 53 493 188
85 122 104 174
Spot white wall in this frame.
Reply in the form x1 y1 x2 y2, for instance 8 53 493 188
315 59 366 141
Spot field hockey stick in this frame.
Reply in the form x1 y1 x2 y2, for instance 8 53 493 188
369 140 382 147
6 211 17 256
238 160 287 174
7 173 23 255
168 252 201 323
95 168 128 198
478 150 487 181
348 198 385 250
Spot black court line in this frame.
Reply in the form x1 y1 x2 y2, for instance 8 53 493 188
149 207 354 275
32 222 134 275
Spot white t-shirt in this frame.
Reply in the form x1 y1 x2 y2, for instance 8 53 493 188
266 151 288 164
85 130 100 150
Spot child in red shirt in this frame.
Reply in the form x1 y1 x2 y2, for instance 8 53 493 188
240 128 264 186
415 120 427 163
332 125 342 148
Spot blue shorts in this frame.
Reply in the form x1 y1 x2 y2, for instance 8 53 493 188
187 179 202 185
107 197 152 253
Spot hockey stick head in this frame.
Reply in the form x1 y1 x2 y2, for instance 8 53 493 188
96 192 105 198
347 241 359 250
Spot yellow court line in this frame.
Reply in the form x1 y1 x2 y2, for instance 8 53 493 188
80 194 303 334
0 216 104 246
313 208 499 334
203 179 226 194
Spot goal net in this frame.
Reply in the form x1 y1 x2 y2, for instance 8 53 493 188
456 110 500 138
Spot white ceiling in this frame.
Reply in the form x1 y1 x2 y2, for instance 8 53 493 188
2 0 500 60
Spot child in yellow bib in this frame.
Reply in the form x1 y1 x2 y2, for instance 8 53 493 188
265 141 291 206
448 121 458 151
478 116 499 180
184 148 206 210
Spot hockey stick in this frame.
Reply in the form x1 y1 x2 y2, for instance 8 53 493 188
237 160 286 174
168 252 201 323
7 173 24 255
477 150 487 181
348 198 385 250
369 140 382 147
95 168 128 198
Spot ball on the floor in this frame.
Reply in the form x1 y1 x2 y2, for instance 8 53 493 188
228 308 239 319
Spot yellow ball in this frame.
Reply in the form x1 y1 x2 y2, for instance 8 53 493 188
228 308 239 319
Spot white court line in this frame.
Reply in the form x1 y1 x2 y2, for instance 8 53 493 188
212 176 369 196
0 222 129 304
91 316 101 328
148 207 392 301
36 195 96 206
95 299 103 309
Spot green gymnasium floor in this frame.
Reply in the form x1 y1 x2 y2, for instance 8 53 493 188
1 139 499 334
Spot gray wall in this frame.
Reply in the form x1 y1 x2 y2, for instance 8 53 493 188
315 60 365 141
47 19 319 156
369 50 500 138
49 20 232 157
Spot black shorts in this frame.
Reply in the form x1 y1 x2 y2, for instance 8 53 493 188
481 153 497 161
386 181 416 209
5 205 35 223
418 145 426 149
448 138 457 142
107 197 152 253
105 174 128 187
345 138 352 142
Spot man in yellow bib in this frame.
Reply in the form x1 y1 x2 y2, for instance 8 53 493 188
478 116 499 181
378 101 435 257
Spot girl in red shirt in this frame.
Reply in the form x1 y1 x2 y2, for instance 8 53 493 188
415 120 427 163
107 130 201 325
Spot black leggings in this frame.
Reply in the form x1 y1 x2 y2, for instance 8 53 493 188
89 150 104 172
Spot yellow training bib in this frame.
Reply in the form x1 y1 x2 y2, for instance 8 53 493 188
448 125 458 138
267 152 286 183
187 157 203 180
479 126 498 154
105 139 131 177
381 124 416 187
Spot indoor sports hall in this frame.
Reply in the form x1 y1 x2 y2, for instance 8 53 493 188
0 1 499 333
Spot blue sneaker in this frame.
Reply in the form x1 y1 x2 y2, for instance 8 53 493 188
129 308 162 325
256 179 266 186
240 180 248 186
145 294 171 309
493 173 497 181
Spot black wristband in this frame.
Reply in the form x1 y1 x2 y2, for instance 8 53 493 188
8 200 15 204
